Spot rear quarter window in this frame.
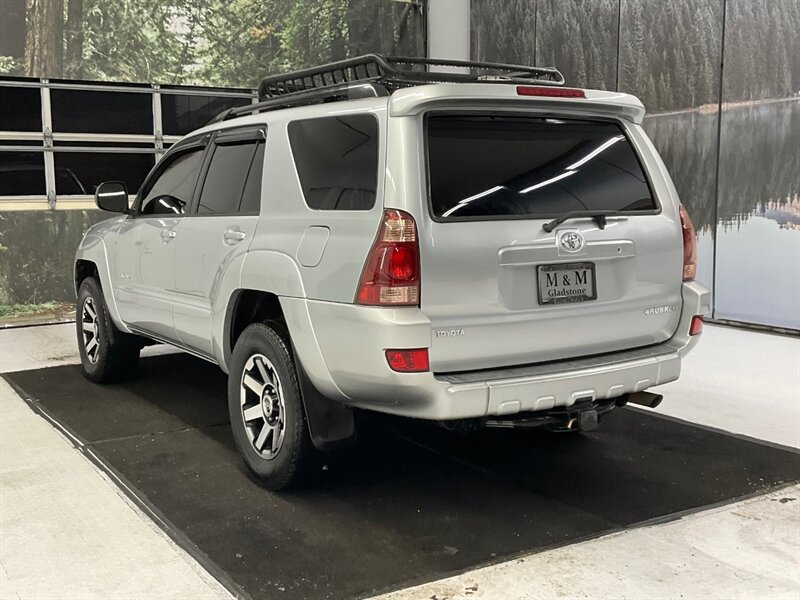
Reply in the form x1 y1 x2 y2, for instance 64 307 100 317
288 114 379 211
426 115 657 221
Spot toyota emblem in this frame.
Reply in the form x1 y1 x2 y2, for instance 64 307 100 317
558 230 585 253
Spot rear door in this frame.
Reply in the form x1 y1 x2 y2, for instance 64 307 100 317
172 127 265 355
420 113 683 372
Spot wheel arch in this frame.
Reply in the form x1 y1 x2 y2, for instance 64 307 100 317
75 259 99 294
223 289 356 452
223 289 285 368
74 235 128 332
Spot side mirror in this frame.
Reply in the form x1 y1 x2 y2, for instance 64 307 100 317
95 181 129 213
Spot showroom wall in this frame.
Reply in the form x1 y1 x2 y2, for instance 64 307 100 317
1 0 797 330
0 0 424 323
472 0 800 330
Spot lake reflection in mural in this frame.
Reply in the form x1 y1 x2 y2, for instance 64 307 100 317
716 213 800 329
644 99 800 328
715 100 800 329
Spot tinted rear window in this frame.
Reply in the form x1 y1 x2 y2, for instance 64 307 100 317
239 142 265 214
197 142 258 215
427 115 656 220
288 115 378 211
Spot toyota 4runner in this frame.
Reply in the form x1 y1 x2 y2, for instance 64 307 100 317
74 56 710 489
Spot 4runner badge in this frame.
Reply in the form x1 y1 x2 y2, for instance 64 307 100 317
643 305 678 316
558 230 585 253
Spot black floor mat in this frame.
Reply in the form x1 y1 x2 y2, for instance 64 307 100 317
5 354 799 600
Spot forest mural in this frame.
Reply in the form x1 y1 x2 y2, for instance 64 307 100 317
471 0 800 330
1 0 798 329
0 0 424 323
0 0 424 87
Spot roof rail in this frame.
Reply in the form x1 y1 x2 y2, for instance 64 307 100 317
206 82 386 126
208 54 565 124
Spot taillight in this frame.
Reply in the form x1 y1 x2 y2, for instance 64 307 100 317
386 349 429 372
679 203 697 281
516 85 586 98
356 209 420 306
690 315 704 336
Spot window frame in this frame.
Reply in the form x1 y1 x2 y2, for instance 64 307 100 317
422 110 662 224
186 126 266 218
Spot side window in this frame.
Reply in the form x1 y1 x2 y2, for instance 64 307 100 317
196 140 259 215
239 142 265 215
288 114 378 210
139 148 204 216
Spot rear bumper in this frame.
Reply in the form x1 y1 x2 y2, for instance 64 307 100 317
285 281 710 421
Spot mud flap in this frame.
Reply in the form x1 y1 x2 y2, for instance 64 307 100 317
295 359 356 452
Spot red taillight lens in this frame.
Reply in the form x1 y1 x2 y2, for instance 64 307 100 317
356 209 420 306
386 349 429 373
517 85 586 98
690 315 704 336
679 203 697 281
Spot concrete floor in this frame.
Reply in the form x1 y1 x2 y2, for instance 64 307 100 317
0 327 228 600
1 322 798 599
378 484 800 600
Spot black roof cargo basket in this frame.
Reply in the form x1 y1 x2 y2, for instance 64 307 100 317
209 54 564 125
258 54 565 99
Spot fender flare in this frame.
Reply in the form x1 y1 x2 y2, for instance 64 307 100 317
75 234 129 333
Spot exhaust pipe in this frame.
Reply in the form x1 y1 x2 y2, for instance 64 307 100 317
624 391 663 409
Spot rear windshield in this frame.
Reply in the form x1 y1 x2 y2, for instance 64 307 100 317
427 115 656 220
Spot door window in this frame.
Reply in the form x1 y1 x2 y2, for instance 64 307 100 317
239 142 265 215
196 133 263 215
139 147 205 216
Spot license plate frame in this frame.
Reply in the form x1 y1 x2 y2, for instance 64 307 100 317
537 262 597 305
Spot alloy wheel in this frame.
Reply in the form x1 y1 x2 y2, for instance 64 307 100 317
81 297 100 364
239 353 286 458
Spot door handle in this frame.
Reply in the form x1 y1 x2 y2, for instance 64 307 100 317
224 229 247 243
160 228 177 241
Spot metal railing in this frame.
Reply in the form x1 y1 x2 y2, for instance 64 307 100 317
0 77 257 210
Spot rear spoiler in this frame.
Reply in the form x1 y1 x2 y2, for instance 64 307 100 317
389 83 646 124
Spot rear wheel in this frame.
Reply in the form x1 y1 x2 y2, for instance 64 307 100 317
228 322 313 490
76 277 140 383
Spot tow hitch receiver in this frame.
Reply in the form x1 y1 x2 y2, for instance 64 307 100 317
485 399 615 432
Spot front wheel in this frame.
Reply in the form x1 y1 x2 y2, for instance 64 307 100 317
76 277 140 383
228 322 313 490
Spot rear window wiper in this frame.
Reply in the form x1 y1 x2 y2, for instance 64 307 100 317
542 210 619 233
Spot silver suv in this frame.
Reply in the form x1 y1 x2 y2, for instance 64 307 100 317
74 56 709 489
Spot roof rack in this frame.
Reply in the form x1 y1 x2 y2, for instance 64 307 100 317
208 54 565 124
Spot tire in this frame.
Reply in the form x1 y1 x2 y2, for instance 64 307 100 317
76 277 140 383
228 322 314 490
